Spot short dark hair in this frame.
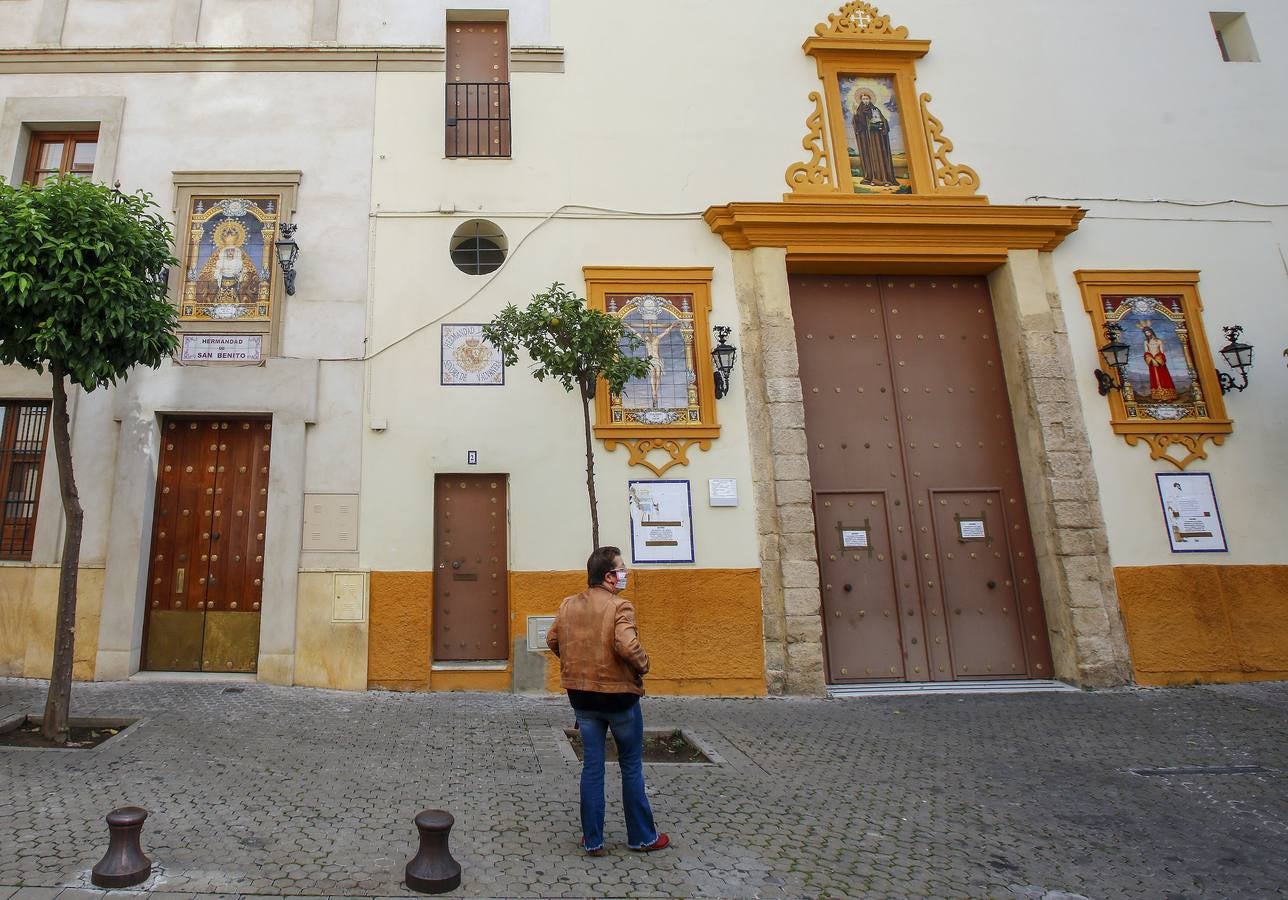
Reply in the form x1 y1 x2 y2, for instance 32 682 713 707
587 546 622 586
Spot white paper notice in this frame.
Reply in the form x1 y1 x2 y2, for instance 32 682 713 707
958 519 986 540
708 477 738 507
841 529 869 548
1157 473 1227 552
628 480 695 563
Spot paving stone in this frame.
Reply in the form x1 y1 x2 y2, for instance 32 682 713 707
2 678 1287 897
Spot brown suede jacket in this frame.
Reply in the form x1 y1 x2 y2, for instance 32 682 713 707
546 586 650 695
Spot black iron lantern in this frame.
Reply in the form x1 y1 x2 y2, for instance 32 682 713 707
1094 322 1130 396
1216 324 1253 394
711 325 737 399
274 223 300 296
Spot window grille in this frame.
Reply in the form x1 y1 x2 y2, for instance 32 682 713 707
0 401 51 560
446 82 512 158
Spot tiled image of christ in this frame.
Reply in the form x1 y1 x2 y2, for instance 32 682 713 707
611 294 697 426
180 196 278 321
838 74 912 195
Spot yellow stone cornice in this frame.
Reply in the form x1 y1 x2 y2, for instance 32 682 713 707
703 199 1086 273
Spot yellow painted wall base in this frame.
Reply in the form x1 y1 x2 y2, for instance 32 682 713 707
0 566 104 681
1115 565 1288 686
367 568 767 696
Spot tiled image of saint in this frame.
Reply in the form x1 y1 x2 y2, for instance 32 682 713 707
1103 295 1204 419
180 196 278 321
838 74 912 194
608 294 699 426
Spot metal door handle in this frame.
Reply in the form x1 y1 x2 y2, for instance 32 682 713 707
843 584 853 593
987 580 997 590
175 567 186 593
212 532 221 540
451 560 462 570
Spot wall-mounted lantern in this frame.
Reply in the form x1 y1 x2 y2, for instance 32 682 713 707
274 223 300 296
1216 324 1254 394
1094 322 1130 396
711 325 737 399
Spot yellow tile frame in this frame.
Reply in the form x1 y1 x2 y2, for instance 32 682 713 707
583 267 720 476
1075 270 1233 470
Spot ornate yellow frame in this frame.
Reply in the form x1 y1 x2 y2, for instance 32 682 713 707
583 267 719 477
1075 270 1232 470
786 1 981 201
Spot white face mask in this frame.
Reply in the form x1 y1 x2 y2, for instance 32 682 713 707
613 568 628 590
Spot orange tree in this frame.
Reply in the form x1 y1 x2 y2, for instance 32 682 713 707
483 283 652 551
0 176 178 743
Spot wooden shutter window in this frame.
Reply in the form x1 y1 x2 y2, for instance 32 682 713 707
24 132 98 186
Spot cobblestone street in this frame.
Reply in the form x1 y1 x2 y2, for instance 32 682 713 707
2 678 1286 899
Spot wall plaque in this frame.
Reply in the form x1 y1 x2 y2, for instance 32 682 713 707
180 333 263 363
1156 472 1228 553
527 615 556 652
628 479 695 564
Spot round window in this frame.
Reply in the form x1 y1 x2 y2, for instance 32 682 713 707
449 219 507 275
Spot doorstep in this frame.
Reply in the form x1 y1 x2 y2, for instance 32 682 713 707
827 679 1079 698
430 660 508 672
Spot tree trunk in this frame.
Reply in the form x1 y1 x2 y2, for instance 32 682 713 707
580 378 600 551
41 362 83 744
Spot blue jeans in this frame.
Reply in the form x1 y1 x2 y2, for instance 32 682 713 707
574 701 658 850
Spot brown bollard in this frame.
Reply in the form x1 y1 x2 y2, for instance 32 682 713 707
91 806 152 889
405 809 462 894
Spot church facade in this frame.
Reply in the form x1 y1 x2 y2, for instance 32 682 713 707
2 0 1285 694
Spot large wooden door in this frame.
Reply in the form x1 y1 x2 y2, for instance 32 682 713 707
142 416 272 672
433 474 509 661
792 275 1053 683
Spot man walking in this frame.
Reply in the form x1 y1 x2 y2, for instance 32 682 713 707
546 546 670 856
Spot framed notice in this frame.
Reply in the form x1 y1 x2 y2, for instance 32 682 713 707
627 479 694 564
1156 472 1227 553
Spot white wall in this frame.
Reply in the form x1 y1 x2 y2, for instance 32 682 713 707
0 0 41 45
364 0 1288 573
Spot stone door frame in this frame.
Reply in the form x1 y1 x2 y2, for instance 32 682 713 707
719 224 1133 694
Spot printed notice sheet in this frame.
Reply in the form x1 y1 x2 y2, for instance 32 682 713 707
1156 473 1227 553
628 480 695 563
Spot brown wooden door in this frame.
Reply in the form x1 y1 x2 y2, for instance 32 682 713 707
433 474 508 661
142 416 272 672
792 275 1053 684
446 20 510 157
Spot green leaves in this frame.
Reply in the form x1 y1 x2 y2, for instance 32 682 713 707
0 176 179 390
482 283 653 399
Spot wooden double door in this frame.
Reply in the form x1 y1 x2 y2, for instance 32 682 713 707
142 416 273 672
791 275 1053 683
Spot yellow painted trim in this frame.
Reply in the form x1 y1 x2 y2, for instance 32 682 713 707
582 266 721 442
704 200 1085 273
1075 270 1232 470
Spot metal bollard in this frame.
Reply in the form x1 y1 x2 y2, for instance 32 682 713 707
91 806 152 889
404 809 462 894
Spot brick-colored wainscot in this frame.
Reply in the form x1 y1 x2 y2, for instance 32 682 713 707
368 568 766 695
1115 565 1288 685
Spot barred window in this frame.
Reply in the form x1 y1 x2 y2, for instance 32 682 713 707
1 401 51 560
